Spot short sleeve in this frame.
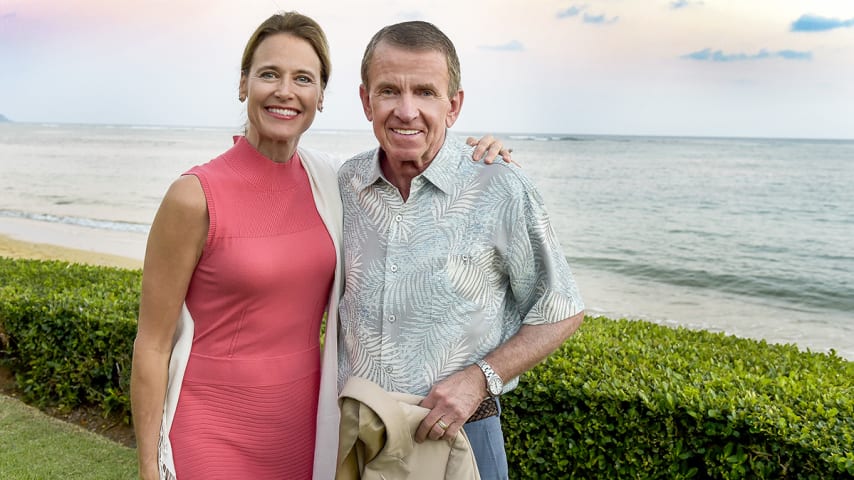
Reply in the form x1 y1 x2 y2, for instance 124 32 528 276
505 176 584 326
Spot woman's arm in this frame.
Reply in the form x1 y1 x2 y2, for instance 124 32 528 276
130 175 207 480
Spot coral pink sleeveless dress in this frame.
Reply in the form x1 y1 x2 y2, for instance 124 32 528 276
169 137 335 479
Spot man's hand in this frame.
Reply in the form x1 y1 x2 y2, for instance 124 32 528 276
415 365 486 443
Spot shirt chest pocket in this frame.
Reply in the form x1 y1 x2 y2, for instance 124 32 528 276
427 252 502 342
441 252 496 310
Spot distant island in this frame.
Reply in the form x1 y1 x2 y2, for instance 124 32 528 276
0 114 10 123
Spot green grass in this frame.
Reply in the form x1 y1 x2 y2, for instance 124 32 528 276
0 394 136 479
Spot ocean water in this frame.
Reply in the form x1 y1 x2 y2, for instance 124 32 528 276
1 123 852 359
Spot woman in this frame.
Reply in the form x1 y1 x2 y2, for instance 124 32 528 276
130 11 507 480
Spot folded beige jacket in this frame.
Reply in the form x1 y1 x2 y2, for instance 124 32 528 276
336 377 481 480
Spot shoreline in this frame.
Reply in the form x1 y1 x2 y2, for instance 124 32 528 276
0 217 144 269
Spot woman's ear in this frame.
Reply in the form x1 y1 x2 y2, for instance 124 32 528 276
238 74 248 102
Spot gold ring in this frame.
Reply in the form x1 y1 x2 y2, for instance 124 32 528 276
436 419 449 431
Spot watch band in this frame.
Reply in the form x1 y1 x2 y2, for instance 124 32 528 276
476 359 503 396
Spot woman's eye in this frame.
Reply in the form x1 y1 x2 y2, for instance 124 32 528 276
258 71 277 80
296 75 314 84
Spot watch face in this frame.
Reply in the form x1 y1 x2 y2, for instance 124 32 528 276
488 377 502 395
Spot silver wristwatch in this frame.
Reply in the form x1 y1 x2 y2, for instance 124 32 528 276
476 360 503 397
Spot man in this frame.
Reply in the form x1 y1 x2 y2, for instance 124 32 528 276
337 21 585 479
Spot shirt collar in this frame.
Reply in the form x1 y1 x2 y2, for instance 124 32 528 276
354 135 462 195
352 148 385 192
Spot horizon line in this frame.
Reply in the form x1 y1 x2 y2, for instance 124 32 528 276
0 119 852 143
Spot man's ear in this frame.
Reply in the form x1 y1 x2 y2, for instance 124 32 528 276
445 89 464 128
359 84 373 121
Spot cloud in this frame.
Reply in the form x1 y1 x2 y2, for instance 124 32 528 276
776 50 812 60
791 14 854 32
478 40 525 52
1 11 16 20
557 5 585 18
670 0 703 9
557 5 618 25
583 13 618 25
682 48 812 62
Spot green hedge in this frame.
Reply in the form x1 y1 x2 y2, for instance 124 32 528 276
1 257 852 478
502 317 854 479
0 257 140 421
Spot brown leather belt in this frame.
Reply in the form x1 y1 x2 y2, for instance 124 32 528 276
466 397 499 423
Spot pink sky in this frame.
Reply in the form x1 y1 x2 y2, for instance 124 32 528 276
3 0 853 138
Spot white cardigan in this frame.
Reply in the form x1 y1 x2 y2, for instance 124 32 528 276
157 146 344 480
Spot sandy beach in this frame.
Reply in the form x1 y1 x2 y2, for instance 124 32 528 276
0 217 144 269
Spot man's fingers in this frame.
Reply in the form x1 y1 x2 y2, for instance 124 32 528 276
442 420 461 442
417 414 462 442
416 412 444 442
429 418 448 440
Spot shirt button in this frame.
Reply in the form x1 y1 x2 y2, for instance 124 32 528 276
385 365 394 374
390 264 398 273
388 314 396 323
394 214 403 222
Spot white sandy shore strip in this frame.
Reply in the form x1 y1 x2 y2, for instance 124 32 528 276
0 217 145 269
